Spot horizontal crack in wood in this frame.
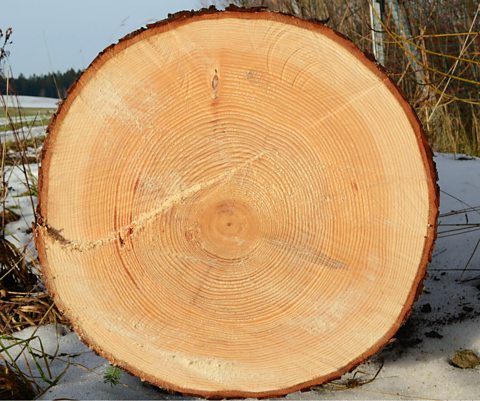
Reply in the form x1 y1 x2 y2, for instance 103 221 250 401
38 152 267 253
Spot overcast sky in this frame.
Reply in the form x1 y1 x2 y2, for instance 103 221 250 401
0 0 209 77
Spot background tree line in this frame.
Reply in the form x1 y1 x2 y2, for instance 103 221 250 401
2 1 479 154
0 68 82 99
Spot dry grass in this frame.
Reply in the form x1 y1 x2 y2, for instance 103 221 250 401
0 291 67 334
0 127 64 336
1 135 44 167
217 0 480 156
1 208 19 225
0 106 67 399
0 365 36 399
0 29 71 398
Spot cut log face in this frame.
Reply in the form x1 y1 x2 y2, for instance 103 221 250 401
36 8 438 398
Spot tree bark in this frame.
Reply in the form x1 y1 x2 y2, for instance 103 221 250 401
36 8 438 398
226 0 330 21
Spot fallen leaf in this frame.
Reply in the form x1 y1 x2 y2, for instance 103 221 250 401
451 350 480 369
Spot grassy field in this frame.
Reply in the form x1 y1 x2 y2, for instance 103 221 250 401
0 107 55 132
0 107 55 118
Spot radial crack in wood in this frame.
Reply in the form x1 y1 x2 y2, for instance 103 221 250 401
35 8 438 399
38 151 266 252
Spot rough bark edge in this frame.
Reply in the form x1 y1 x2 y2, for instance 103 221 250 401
34 5 439 399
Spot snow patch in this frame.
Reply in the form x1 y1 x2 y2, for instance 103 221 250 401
2 153 480 399
1 95 59 109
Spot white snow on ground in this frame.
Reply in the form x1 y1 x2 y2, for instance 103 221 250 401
1 95 59 109
2 153 480 400
0 125 47 143
4 163 38 256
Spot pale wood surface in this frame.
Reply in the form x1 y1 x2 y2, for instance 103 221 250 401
36 9 438 398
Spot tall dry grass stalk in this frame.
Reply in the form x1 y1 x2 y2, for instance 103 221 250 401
0 28 69 399
0 29 66 336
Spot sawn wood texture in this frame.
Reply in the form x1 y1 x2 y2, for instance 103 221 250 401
35 7 438 398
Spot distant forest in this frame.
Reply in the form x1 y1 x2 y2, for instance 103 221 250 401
0 68 83 99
